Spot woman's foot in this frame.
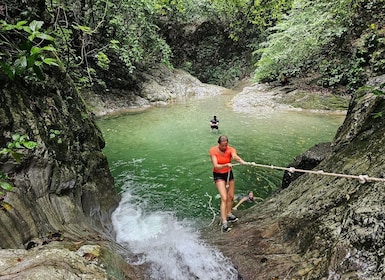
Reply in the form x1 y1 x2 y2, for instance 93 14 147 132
222 222 231 232
227 214 239 222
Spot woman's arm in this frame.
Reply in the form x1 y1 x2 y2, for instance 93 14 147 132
231 151 246 164
211 155 231 170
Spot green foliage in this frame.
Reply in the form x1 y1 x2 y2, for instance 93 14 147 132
254 0 352 82
154 0 219 24
254 0 385 92
372 87 385 96
0 134 38 163
154 0 188 20
0 173 13 193
153 0 260 85
4 0 383 95
49 129 62 144
354 23 385 74
249 0 294 26
96 52 110 70
104 0 172 71
43 0 174 89
209 0 293 40
0 20 61 81
316 57 366 92
0 134 38 196
190 57 249 87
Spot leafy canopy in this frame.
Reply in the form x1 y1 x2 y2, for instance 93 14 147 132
0 20 60 81
254 0 385 92
254 0 354 81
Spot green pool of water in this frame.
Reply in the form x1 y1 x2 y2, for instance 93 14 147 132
97 92 345 222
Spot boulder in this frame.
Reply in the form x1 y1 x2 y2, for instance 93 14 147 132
281 142 332 189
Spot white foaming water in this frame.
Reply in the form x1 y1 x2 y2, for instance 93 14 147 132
112 189 238 280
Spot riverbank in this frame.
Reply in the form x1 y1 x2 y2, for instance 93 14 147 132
229 79 348 115
84 66 226 117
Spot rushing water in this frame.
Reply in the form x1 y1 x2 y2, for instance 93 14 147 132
97 90 345 279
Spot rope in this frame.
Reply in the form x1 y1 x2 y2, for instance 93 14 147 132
241 162 385 184
205 192 216 226
226 169 231 188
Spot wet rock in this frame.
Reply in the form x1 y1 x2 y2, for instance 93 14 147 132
0 241 141 280
231 83 293 116
281 142 332 189
0 69 144 278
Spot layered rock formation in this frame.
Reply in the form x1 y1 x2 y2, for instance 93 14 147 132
0 70 142 278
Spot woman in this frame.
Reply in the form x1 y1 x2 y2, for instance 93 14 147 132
232 191 255 210
209 135 246 232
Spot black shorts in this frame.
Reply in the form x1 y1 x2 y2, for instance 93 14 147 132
213 170 234 182
211 125 218 129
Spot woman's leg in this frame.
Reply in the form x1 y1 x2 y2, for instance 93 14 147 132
215 180 228 224
226 179 235 216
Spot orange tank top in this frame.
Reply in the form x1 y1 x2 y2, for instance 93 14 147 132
209 146 235 173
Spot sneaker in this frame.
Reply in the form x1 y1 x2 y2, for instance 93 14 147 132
222 222 231 232
227 214 239 222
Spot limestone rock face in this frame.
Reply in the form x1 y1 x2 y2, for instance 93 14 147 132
0 70 142 278
203 75 385 279
1 243 109 279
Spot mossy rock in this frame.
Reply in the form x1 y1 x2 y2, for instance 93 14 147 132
279 90 350 110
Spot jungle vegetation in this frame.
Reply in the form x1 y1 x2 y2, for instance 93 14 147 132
0 0 384 92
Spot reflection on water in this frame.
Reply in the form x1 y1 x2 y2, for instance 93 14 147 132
98 91 345 279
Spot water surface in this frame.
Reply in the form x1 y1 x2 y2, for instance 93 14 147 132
98 91 344 219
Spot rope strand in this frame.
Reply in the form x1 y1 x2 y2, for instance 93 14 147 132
242 162 385 184
205 192 216 226
206 161 383 228
226 169 231 188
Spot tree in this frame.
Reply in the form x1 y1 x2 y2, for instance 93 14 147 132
254 0 385 92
